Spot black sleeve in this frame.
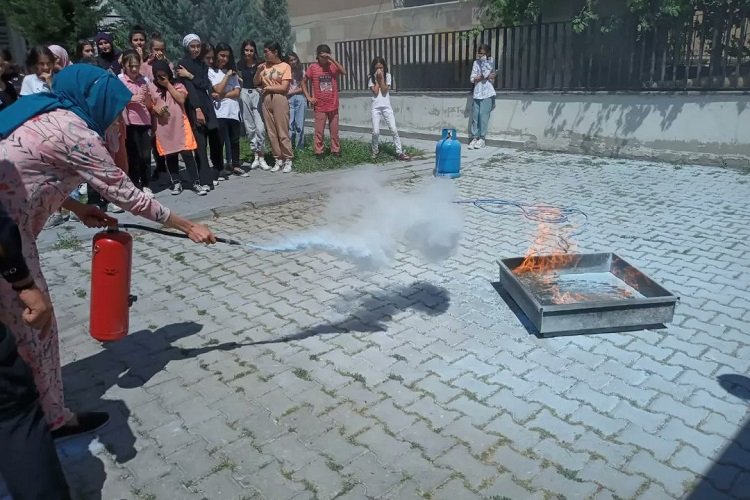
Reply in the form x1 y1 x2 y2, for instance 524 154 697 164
0 202 30 284
176 59 205 111
190 67 213 93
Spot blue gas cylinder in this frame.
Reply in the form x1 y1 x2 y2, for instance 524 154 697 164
434 128 461 178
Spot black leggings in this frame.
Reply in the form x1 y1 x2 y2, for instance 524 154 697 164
218 118 242 168
0 326 71 500
125 125 152 189
191 124 223 185
153 137 166 174
165 151 202 187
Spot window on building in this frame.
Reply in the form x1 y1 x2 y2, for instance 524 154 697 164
393 0 456 8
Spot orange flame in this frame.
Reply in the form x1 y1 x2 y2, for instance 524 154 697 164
512 208 588 305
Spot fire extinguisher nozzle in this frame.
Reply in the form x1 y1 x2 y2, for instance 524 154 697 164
128 294 138 307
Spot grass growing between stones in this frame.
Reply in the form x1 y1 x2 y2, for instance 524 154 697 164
240 136 424 173
53 232 82 251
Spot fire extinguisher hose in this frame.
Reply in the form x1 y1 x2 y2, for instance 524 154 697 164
117 223 242 246
116 223 284 252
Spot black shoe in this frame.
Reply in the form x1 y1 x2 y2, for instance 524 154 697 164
51 411 110 441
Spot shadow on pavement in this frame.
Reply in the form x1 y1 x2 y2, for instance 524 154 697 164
686 374 750 499
57 321 244 499
249 281 451 345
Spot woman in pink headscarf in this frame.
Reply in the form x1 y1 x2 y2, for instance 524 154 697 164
48 45 71 72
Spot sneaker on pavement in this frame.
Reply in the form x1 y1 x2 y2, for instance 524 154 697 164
192 183 207 196
107 203 124 213
398 152 411 161
217 171 230 181
142 187 154 198
468 138 478 149
282 159 293 173
202 184 213 192
212 179 219 187
269 160 281 172
171 182 183 195
259 158 271 171
44 213 62 227
251 156 261 169
232 166 250 177
476 139 486 149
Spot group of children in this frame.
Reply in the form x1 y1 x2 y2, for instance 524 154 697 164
1 30 497 228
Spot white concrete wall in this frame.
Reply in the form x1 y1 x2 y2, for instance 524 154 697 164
337 91 750 165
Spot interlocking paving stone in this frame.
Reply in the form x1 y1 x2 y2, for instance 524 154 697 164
13 147 747 500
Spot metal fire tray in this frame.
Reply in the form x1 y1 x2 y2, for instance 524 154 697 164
497 253 678 337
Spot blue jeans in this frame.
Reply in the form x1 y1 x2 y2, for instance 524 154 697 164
471 97 493 139
288 94 307 149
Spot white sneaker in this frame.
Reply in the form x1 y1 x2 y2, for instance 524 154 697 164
468 138 477 149
142 187 154 198
259 158 271 171
202 184 212 192
251 155 261 170
171 182 183 195
476 139 486 149
192 183 207 196
282 159 293 173
107 203 124 214
269 160 281 172
212 180 219 187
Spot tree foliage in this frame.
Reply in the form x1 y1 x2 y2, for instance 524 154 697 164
479 0 750 32
107 0 293 59
261 0 295 53
0 0 106 49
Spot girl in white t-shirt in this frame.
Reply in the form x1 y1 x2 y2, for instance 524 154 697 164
368 57 410 161
209 42 246 177
20 46 54 96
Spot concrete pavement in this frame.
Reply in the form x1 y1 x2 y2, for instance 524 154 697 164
5 140 750 499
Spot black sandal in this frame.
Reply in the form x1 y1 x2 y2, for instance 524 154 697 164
51 411 110 441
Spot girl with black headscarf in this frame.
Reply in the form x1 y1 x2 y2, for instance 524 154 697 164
94 32 122 74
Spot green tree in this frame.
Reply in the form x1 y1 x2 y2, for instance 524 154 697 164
108 0 272 59
195 0 265 53
107 0 209 59
478 0 750 32
261 0 295 52
0 0 106 49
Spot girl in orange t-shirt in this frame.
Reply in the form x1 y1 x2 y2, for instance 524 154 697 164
254 41 293 173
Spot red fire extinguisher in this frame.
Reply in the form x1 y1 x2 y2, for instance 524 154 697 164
90 228 137 342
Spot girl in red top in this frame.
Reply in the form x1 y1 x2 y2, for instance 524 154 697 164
302 44 347 157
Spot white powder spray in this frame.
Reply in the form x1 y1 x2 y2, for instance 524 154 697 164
253 168 463 268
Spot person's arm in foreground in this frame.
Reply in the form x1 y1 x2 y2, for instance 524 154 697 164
0 202 52 330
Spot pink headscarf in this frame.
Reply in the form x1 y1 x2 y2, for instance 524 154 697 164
48 45 71 69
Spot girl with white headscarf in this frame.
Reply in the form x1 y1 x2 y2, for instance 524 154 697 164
175 34 222 191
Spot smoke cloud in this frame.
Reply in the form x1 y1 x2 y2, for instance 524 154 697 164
253 168 464 268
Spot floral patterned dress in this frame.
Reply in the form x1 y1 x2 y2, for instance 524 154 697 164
0 109 170 429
